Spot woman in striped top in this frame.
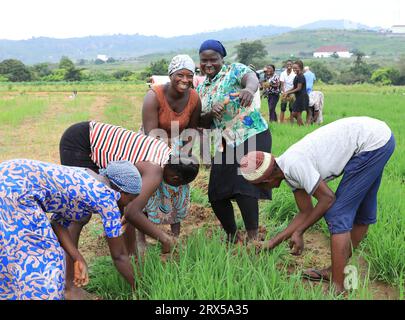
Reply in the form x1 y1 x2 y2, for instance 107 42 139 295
59 120 199 300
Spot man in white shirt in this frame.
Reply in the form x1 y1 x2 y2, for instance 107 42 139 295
279 60 296 123
240 117 395 293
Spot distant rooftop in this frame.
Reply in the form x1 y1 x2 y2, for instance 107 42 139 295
314 45 349 52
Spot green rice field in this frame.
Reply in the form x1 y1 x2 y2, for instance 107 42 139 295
0 82 403 300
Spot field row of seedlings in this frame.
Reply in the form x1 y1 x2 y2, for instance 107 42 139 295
0 83 403 299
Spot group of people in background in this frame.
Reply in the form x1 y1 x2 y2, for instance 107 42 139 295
0 39 395 300
261 60 323 125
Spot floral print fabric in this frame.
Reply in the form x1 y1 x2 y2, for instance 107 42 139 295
0 159 123 300
197 63 268 152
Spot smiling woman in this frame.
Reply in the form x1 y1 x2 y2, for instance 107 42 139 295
140 54 202 243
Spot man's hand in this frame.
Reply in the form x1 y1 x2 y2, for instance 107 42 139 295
289 232 304 256
250 239 276 252
73 259 89 288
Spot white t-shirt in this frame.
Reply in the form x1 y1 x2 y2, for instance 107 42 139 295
276 117 392 195
280 70 296 92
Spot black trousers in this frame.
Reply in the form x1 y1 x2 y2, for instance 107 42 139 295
209 130 272 236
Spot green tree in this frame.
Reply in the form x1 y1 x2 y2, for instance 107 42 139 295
397 55 405 85
371 68 400 85
58 56 83 81
59 56 75 70
113 70 134 80
94 58 105 65
149 59 169 75
236 40 268 66
32 63 53 79
309 61 334 83
41 69 67 82
0 59 32 82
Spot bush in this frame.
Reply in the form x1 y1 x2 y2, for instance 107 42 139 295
308 61 334 83
0 59 32 82
113 70 134 80
371 68 400 86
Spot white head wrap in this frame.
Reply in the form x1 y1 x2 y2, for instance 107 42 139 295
168 55 195 76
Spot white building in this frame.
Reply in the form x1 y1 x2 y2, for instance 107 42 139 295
313 45 352 58
96 54 109 62
391 25 405 34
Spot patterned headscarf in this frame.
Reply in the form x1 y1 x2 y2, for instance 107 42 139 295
168 55 195 76
240 151 275 184
99 160 142 195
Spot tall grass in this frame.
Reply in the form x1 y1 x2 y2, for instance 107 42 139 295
0 96 48 126
87 228 374 300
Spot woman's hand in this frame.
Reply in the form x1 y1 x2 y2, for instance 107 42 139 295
211 102 225 120
239 88 255 107
73 259 89 288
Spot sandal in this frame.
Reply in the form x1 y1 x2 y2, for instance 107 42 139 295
302 268 331 282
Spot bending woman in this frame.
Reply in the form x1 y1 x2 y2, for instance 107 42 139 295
0 159 139 300
59 120 199 298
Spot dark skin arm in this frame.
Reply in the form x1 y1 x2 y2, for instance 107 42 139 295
142 90 160 137
200 71 259 127
51 221 88 287
105 235 135 289
240 72 259 107
260 189 313 252
124 162 173 253
289 180 336 255
258 181 335 255
284 83 303 96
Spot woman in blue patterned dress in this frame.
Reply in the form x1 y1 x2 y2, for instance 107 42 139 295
0 159 140 300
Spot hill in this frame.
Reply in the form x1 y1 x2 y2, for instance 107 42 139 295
0 20 386 64
0 25 291 64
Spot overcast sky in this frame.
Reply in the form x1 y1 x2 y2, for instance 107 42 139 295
1 0 404 40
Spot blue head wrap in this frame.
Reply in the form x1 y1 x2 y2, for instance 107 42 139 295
99 160 142 195
199 39 227 57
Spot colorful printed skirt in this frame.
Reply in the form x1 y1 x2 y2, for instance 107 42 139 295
144 182 190 225
0 193 65 300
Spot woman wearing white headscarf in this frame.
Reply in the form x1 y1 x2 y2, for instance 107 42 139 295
141 54 202 238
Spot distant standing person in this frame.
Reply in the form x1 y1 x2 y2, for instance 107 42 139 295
262 64 281 123
304 66 316 94
279 60 296 123
283 60 309 126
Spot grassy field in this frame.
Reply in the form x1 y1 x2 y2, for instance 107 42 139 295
0 82 403 300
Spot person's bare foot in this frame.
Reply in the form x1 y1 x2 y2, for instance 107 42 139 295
65 287 95 300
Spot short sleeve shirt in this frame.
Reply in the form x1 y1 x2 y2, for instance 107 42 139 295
275 117 392 195
0 159 123 238
197 63 268 150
